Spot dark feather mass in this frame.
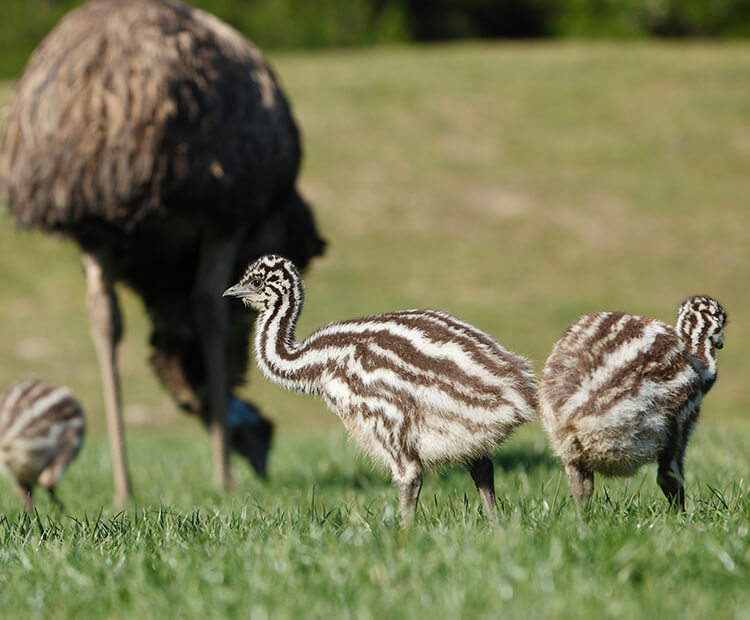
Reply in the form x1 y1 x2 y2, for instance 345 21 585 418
0 0 325 484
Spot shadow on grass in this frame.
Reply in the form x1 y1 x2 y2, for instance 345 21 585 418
278 462 391 493
492 444 560 474
281 444 561 492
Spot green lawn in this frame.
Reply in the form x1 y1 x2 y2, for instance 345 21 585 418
0 428 748 619
0 42 749 618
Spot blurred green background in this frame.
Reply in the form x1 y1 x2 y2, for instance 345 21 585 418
3 0 750 78
1 40 747 438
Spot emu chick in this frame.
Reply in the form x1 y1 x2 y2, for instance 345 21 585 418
0 379 85 513
539 296 726 510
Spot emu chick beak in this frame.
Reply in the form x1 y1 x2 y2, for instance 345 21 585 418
223 284 247 298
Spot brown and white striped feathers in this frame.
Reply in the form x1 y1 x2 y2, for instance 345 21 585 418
0 379 85 490
539 296 726 477
225 255 537 470
675 295 726 389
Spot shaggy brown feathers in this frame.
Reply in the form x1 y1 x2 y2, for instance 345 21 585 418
1 0 300 231
0 0 325 496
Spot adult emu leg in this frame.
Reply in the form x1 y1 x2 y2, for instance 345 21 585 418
82 251 131 506
193 230 247 491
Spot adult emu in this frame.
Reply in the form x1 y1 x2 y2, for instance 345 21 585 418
0 0 325 505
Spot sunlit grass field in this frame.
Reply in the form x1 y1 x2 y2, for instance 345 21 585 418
0 42 749 618
1 428 748 618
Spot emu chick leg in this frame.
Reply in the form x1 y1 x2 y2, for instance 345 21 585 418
82 252 131 506
468 455 497 518
47 487 64 511
657 454 686 511
39 431 80 511
13 481 33 514
396 464 423 526
565 461 594 507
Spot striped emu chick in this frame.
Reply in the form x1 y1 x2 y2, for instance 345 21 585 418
539 296 726 510
0 380 85 513
224 255 537 522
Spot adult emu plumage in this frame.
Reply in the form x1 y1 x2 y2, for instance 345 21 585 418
0 0 325 504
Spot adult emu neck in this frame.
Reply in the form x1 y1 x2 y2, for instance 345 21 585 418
253 278 317 394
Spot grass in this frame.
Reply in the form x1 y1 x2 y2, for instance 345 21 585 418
0 428 748 618
1 42 749 617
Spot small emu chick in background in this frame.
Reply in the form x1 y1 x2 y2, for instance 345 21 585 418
539 296 726 510
0 380 85 513
224 254 537 524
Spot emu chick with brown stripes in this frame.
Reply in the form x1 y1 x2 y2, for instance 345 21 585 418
539 296 726 510
0 379 85 513
224 254 537 524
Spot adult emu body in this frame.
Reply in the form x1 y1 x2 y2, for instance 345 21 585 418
0 0 325 503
